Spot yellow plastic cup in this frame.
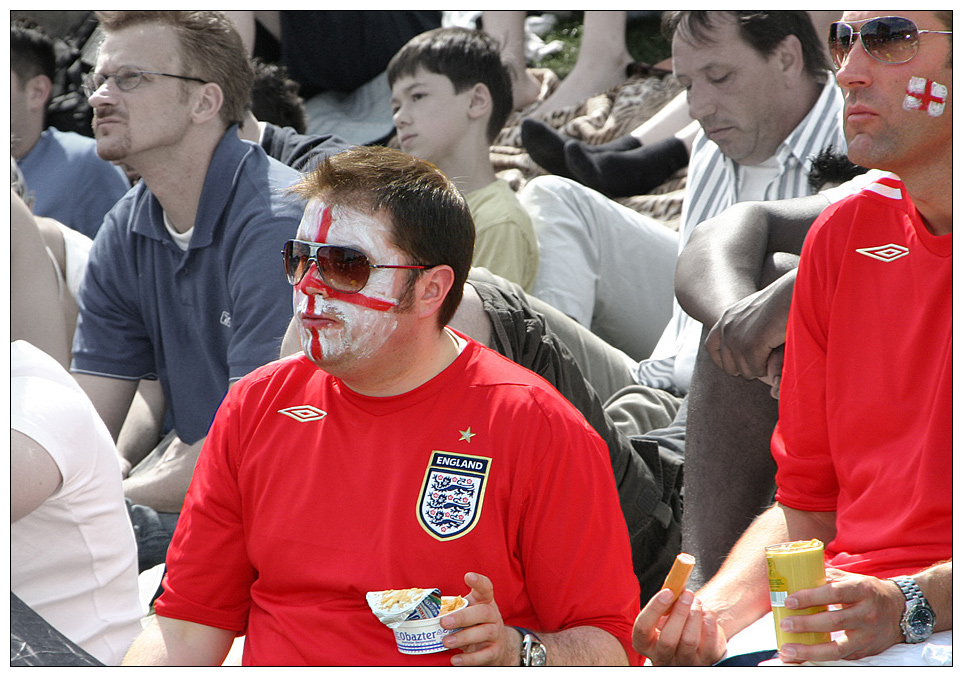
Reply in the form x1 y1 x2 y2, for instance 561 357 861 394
765 539 831 649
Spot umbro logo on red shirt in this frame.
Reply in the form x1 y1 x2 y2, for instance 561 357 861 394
856 244 909 263
278 405 327 422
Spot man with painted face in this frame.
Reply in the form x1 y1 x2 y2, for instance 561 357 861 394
125 146 642 666
69 11 304 567
632 10 952 666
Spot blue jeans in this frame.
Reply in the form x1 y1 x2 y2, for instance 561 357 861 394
125 499 178 573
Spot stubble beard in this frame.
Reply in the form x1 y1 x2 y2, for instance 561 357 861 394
95 128 132 164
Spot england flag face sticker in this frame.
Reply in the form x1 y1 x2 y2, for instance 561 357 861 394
417 451 491 541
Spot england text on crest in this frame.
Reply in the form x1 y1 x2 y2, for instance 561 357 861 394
417 451 491 541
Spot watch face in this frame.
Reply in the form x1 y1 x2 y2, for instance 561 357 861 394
530 644 547 666
906 605 936 641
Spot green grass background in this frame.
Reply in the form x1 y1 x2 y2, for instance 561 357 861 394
533 11 672 77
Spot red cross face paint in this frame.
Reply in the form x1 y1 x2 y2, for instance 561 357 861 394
293 200 405 369
903 76 948 117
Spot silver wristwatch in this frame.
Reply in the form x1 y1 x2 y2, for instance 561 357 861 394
514 627 547 666
889 575 936 644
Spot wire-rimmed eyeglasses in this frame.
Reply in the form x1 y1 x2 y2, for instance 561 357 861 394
82 66 207 97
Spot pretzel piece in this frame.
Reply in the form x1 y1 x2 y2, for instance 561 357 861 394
660 553 695 601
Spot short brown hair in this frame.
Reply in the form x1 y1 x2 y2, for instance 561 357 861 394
934 11 952 67
663 11 831 82
96 10 253 127
11 16 56 84
387 27 513 143
291 146 475 328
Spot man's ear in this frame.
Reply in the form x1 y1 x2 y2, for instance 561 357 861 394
191 82 224 124
415 265 455 320
774 34 806 84
467 82 492 121
26 74 53 112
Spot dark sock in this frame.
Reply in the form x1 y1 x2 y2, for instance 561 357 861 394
521 118 574 179
582 134 641 154
565 135 689 198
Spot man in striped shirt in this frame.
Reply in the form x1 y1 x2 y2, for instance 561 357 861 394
517 11 846 438
633 10 951 665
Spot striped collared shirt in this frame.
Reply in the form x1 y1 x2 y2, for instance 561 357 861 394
636 75 847 394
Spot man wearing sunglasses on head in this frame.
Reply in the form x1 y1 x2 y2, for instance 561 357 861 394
69 11 304 568
124 146 642 665
632 10 951 666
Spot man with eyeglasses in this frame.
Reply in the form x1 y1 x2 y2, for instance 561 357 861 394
69 11 304 569
123 146 642 666
632 10 951 666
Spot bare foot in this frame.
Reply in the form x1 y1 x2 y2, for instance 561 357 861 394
533 51 633 117
511 66 543 111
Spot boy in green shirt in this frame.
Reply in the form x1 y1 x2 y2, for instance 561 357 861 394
389 27 538 291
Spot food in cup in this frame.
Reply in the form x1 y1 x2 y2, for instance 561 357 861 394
367 588 468 654
366 587 442 628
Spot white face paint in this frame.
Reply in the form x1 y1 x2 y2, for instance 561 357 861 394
293 200 408 371
903 76 948 117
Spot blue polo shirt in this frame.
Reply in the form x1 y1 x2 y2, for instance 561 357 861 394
18 126 131 239
72 128 304 444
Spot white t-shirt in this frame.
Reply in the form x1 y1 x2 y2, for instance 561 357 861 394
57 221 94 299
11 341 142 665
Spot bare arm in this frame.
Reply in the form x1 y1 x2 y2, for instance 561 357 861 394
72 374 198 512
72 372 139 441
123 614 236 666
700 503 836 637
223 10 280 55
675 195 827 329
123 434 206 514
675 196 828 384
116 379 168 477
633 502 836 665
11 190 71 369
540 626 628 666
441 572 628 665
11 431 63 523
916 560 952 632
222 11 256 53
702 269 797 383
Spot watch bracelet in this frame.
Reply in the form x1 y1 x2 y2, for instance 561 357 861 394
512 626 543 666
888 575 935 643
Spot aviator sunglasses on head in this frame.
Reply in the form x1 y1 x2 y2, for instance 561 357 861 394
828 16 952 69
282 239 431 293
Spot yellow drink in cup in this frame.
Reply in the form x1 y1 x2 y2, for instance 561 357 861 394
765 539 832 649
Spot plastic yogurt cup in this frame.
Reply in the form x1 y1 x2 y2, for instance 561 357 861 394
391 596 468 655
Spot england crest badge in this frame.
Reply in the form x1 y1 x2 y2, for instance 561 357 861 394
417 451 491 541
